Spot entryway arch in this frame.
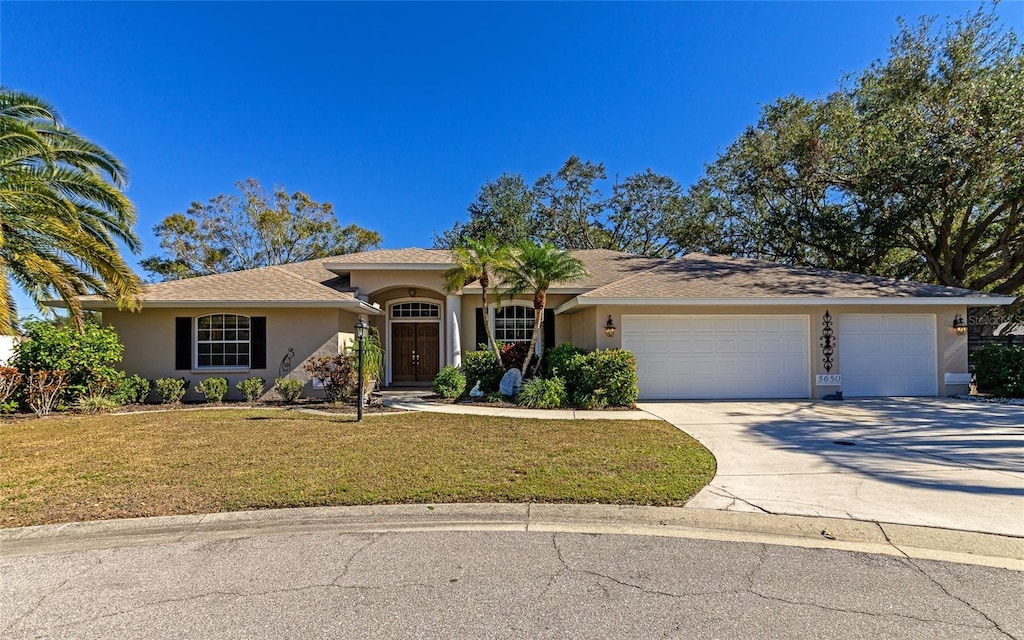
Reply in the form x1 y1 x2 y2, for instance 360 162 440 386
385 298 443 385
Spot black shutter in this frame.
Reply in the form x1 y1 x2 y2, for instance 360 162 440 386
474 308 487 351
251 317 267 369
543 309 555 351
175 317 192 370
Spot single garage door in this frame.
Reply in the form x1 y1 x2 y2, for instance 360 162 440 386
622 315 810 400
838 314 937 397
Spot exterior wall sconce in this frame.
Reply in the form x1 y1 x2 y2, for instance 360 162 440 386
953 314 967 336
605 315 616 338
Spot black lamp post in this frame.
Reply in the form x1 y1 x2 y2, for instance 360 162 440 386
355 318 369 422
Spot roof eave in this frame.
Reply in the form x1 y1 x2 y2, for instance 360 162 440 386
45 299 384 314
324 263 453 273
564 295 1017 308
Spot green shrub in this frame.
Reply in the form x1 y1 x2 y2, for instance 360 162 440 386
460 350 504 394
195 377 229 403
275 377 304 403
237 377 266 402
572 349 639 408
76 395 120 414
116 374 152 405
433 366 466 399
86 369 126 401
15 319 125 405
302 355 356 402
484 391 507 404
517 376 567 409
155 377 188 404
546 343 585 397
974 344 1024 398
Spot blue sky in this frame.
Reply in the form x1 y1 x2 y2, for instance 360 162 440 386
2 1 1023 314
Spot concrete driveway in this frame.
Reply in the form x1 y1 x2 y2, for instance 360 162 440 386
641 398 1024 537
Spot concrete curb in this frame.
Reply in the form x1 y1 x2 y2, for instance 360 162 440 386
2 504 1021 571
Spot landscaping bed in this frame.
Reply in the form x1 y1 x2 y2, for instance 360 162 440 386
0 409 715 529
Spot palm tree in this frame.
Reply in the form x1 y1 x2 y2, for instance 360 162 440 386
0 89 141 332
502 240 588 375
441 235 510 363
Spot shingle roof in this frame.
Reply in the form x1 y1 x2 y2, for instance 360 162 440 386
580 253 1001 300
462 249 667 291
560 249 668 289
73 248 1011 308
77 256 366 307
324 248 454 267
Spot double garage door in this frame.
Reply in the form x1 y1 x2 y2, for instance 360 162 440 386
622 314 938 400
622 315 810 400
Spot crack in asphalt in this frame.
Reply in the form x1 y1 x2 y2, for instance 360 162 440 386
873 522 1018 639
1 556 102 634
550 533 751 600
11 571 448 634
739 542 999 632
330 532 379 587
539 533 569 598
550 534 1004 633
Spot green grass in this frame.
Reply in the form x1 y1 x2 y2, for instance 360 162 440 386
0 409 716 528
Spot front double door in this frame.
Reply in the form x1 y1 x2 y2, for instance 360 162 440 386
391 322 440 383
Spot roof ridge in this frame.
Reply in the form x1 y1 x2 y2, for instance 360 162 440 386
580 258 675 297
268 264 328 287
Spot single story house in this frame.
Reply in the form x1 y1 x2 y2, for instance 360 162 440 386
70 248 1015 401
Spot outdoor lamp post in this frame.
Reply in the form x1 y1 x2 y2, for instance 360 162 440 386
355 318 369 422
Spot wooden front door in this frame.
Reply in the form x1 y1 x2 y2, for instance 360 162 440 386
391 323 440 383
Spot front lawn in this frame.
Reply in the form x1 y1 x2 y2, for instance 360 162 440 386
0 409 715 528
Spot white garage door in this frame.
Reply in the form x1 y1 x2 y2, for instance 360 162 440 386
838 314 937 397
622 315 810 400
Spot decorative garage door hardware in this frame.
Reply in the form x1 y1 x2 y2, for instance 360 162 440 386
820 310 835 373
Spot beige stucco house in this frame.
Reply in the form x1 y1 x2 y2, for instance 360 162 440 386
74 248 1015 401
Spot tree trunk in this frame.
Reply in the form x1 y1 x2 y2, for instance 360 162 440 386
480 289 503 366
520 307 542 376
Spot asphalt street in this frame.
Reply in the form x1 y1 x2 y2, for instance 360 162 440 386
3 529 1021 639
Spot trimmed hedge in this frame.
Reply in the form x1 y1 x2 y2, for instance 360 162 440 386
546 343 585 399
974 344 1024 398
571 349 639 409
457 344 639 408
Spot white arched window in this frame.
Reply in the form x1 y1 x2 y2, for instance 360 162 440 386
391 302 440 318
493 305 534 342
196 314 251 368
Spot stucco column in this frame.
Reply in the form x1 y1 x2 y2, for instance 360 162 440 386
447 294 462 367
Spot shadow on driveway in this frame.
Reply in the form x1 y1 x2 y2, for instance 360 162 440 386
740 399 1024 496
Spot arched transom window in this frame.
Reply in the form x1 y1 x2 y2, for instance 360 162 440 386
391 302 440 318
494 305 534 342
196 314 250 368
